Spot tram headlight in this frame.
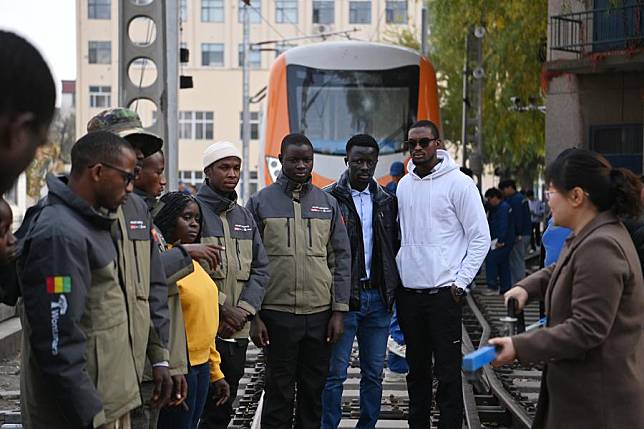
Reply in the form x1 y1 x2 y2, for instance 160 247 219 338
266 156 282 183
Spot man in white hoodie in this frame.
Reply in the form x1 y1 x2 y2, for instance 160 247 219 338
395 120 490 429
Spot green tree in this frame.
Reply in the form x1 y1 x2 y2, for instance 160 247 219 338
392 1 547 186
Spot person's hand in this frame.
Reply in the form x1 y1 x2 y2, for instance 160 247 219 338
250 315 270 347
218 320 237 339
212 379 230 406
168 374 188 406
182 243 224 269
495 242 505 249
220 302 248 332
150 366 172 408
488 337 517 366
503 286 529 312
326 311 344 343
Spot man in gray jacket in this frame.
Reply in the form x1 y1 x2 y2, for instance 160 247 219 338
197 141 270 429
247 133 351 429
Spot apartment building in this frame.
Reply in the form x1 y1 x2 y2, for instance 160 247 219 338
76 0 424 193
545 0 643 172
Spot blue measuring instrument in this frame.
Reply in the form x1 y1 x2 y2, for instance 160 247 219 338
463 346 497 372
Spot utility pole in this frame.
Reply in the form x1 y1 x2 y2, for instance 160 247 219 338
461 26 485 188
241 0 251 203
118 0 179 190
421 6 428 56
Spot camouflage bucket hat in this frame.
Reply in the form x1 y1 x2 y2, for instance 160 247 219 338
87 107 163 157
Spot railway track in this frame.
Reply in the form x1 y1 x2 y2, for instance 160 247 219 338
229 253 543 429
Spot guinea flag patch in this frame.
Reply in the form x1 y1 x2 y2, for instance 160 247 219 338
46 276 71 294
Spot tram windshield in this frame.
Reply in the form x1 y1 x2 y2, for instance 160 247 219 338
287 65 419 155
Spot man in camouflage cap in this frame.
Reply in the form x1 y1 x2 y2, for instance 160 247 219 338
87 107 163 158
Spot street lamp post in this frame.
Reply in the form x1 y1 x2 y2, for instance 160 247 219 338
241 0 251 203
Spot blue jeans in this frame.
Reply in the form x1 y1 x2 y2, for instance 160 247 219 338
322 288 391 429
486 245 512 293
158 362 211 429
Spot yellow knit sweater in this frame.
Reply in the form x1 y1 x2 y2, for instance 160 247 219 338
176 260 224 382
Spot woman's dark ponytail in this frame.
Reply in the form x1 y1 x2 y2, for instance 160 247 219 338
609 168 642 219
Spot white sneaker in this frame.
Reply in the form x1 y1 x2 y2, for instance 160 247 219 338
480 288 499 296
387 336 406 358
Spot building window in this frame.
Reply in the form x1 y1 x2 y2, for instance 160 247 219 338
276 0 297 23
349 1 371 24
238 0 261 24
180 0 188 22
179 170 204 187
239 111 260 140
88 41 111 64
590 124 643 175
238 44 261 68
201 0 223 22
201 43 224 66
179 111 214 140
386 1 407 24
313 0 334 24
89 85 111 108
275 42 295 57
88 0 111 19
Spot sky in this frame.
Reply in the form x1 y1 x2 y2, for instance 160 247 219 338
0 0 77 106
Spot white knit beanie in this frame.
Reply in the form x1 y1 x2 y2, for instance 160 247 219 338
203 141 242 169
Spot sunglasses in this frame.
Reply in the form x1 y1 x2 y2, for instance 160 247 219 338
405 138 439 150
94 162 137 187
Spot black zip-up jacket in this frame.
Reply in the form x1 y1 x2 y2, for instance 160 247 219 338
326 170 401 311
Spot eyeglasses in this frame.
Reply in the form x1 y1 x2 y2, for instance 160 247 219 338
544 190 558 200
95 162 136 187
405 138 439 150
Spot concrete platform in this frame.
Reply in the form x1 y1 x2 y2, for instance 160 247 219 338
0 318 20 361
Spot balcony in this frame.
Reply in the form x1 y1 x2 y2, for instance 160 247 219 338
548 3 644 72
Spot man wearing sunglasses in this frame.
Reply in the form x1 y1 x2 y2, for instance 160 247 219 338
19 132 142 428
395 120 490 429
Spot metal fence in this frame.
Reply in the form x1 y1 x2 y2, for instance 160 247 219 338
550 4 644 57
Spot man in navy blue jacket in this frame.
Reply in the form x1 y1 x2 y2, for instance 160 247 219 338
484 188 515 294
499 179 531 284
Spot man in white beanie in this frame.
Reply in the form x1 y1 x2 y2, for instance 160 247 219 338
196 141 270 429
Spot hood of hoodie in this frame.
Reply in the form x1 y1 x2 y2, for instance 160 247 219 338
407 149 458 180
196 180 237 214
47 174 117 230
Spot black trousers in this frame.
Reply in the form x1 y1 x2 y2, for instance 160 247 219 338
261 309 331 429
199 338 249 429
396 287 463 429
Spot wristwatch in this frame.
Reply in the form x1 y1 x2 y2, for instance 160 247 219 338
453 285 465 296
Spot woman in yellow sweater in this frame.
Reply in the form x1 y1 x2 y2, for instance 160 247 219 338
155 192 230 429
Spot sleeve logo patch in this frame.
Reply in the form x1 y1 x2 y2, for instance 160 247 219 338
46 276 71 294
234 224 252 232
50 294 68 356
311 206 332 213
129 220 147 230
